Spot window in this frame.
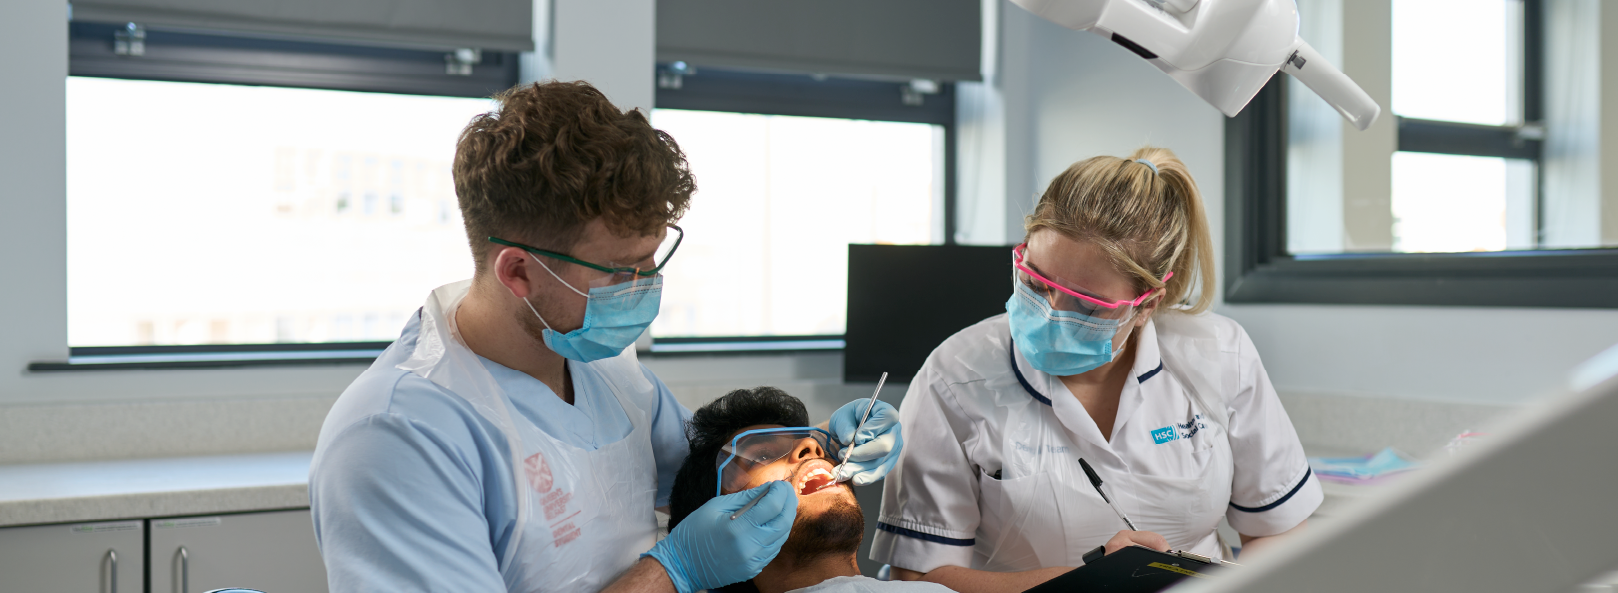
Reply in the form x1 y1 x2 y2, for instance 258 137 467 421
1227 0 1618 308
50 23 955 364
45 22 519 365
1288 0 1544 256
66 77 491 347
1387 0 1541 254
649 110 944 338
650 66 955 351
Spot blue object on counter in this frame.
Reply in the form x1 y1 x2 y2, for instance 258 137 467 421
1309 447 1419 480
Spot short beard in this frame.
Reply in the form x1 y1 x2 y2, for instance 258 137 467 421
776 497 864 565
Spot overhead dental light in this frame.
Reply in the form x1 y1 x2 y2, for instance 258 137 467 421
1011 0 1380 131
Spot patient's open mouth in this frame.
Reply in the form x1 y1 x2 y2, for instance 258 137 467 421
796 466 837 495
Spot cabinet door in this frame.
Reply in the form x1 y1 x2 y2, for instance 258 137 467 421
149 509 328 593
0 520 144 593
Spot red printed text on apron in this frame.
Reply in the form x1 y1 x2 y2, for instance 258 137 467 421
526 451 583 548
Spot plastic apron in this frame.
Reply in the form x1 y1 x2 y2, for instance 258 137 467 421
399 280 659 593
968 317 1234 572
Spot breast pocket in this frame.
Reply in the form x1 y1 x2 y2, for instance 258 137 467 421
975 467 1124 571
1189 423 1219 467
974 467 1050 572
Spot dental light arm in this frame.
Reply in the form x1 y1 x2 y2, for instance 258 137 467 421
1281 41 1379 130
1011 0 1380 131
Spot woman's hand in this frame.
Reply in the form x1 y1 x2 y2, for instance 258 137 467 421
1103 529 1169 555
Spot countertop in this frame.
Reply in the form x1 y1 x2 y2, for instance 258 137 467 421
0 451 312 528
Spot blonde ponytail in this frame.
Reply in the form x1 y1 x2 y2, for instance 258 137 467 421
1024 146 1216 313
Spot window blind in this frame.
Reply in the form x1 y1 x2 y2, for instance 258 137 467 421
656 0 982 81
71 0 534 51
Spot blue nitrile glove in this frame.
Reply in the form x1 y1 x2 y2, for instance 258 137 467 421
644 481 798 593
829 398 903 486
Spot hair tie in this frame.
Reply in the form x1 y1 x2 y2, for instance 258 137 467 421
1134 159 1159 175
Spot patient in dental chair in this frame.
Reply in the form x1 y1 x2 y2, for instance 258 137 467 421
668 387 955 593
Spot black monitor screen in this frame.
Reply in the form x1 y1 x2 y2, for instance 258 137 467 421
844 244 1015 383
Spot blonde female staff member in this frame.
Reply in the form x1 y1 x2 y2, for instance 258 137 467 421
871 148 1320 593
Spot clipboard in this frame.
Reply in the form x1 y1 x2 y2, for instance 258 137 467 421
1019 546 1234 593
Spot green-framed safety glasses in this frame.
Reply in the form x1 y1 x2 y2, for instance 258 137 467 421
489 225 684 280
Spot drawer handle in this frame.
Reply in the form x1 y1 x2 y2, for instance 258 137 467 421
174 546 190 593
104 549 117 593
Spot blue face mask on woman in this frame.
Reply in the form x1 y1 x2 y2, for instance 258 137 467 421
1006 280 1135 376
523 254 662 363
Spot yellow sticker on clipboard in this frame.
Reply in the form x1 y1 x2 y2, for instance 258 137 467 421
1148 562 1211 579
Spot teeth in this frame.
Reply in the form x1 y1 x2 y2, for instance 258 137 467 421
796 468 834 491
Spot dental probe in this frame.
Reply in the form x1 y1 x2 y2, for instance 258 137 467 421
730 487 769 520
835 371 888 484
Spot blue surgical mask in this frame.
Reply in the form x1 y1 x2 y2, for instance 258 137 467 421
1006 280 1133 376
523 254 662 363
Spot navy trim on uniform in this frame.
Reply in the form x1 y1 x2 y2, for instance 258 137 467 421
1229 468 1313 513
1136 361 1164 383
877 522 975 546
1007 340 1053 406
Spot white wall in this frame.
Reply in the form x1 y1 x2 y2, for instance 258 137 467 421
551 0 656 112
1016 9 1227 248
958 2 1227 247
1225 305 1618 405
952 0 1009 245
1 0 69 397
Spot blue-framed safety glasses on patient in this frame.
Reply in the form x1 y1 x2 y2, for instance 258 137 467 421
715 428 845 496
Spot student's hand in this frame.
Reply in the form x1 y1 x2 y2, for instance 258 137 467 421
1103 530 1169 556
643 481 797 593
829 398 903 485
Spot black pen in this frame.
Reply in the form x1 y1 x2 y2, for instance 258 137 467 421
1078 458 1137 531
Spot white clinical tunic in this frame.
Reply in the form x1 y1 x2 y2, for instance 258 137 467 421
870 312 1320 573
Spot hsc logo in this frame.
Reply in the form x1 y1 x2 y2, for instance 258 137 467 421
1151 414 1206 445
1150 426 1179 444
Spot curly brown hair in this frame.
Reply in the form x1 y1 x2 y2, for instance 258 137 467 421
453 80 694 274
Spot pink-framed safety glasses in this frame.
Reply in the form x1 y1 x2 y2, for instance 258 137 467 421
1012 243 1171 320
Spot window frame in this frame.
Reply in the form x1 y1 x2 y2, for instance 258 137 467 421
1225 79 1618 309
1391 0 1546 245
37 22 518 370
649 64 958 353
1225 0 1618 309
28 342 392 371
